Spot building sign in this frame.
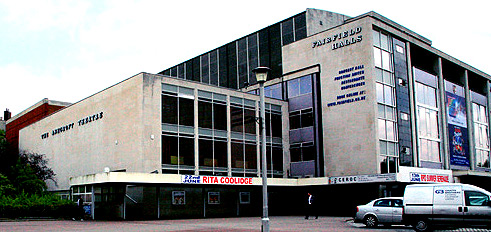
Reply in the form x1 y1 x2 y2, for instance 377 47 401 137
446 86 470 166
409 172 450 183
40 111 104 140
312 27 363 50
181 175 253 185
327 65 367 107
329 173 396 184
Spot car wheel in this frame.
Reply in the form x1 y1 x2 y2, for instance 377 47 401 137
413 219 432 232
364 215 378 227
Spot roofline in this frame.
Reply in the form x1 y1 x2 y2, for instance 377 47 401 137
7 98 72 124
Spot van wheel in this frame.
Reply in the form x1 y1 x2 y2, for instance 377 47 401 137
364 215 378 227
413 219 432 232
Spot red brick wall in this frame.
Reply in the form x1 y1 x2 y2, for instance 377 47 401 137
6 104 65 151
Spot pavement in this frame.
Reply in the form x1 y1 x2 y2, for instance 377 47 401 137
0 216 489 232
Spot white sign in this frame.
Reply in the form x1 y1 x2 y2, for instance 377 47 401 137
181 175 253 185
329 173 396 184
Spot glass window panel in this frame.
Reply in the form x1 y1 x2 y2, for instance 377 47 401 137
381 50 391 70
290 145 301 162
303 144 315 161
386 121 395 140
384 85 394 105
162 133 177 164
386 106 395 121
418 108 427 136
245 143 257 170
287 79 300 98
379 141 387 155
373 47 382 68
430 141 440 162
299 75 312 95
427 86 437 107
215 140 227 168
214 103 227 131
271 113 282 138
179 98 194 126
272 146 283 172
416 83 425 105
232 142 244 169
473 103 479 121
388 142 397 156
198 101 212 129
429 111 438 138
420 139 428 161
383 71 394 86
380 156 388 173
378 119 386 139
179 137 195 166
376 83 384 103
375 68 383 82
290 112 301 130
301 109 314 128
373 30 380 47
378 104 385 118
231 106 244 132
162 95 178 124
199 139 214 167
244 108 256 134
480 105 487 123
380 33 389 51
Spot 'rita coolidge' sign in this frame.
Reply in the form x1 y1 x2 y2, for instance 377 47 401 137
182 175 253 185
312 27 362 50
40 112 104 139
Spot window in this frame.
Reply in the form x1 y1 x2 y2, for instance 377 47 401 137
287 75 312 98
415 81 441 163
290 142 315 162
239 192 251 204
465 191 490 206
374 199 391 207
208 192 220 204
289 108 313 130
198 100 213 129
172 191 185 205
393 199 403 207
473 102 490 168
265 83 283 100
162 86 195 127
374 29 398 173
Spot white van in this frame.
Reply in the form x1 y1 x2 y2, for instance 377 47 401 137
403 183 491 231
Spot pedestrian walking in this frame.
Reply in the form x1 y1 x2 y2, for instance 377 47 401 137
305 192 318 219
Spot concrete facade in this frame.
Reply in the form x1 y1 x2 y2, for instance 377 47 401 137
14 8 491 219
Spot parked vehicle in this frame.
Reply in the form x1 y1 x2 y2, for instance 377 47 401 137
354 197 404 227
403 183 491 232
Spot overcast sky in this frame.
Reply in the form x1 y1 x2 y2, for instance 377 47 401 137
1 0 490 116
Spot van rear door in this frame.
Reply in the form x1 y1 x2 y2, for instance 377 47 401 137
432 185 464 224
463 190 491 226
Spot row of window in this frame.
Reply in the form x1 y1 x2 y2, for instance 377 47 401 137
160 13 307 89
162 87 283 138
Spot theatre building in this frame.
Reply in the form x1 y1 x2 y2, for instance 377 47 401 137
18 8 491 219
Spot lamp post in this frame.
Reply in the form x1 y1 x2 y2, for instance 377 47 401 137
252 66 271 232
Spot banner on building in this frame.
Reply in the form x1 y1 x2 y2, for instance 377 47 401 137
446 90 470 166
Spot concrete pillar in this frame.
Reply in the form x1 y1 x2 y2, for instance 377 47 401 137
437 58 450 169
464 70 476 170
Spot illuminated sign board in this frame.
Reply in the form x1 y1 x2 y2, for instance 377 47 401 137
181 175 253 185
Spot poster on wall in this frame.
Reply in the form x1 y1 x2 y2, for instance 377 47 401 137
446 91 470 166
172 191 186 205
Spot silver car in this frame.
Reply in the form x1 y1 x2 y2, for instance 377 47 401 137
354 197 404 227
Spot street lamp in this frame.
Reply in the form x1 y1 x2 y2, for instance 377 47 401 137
252 66 271 232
